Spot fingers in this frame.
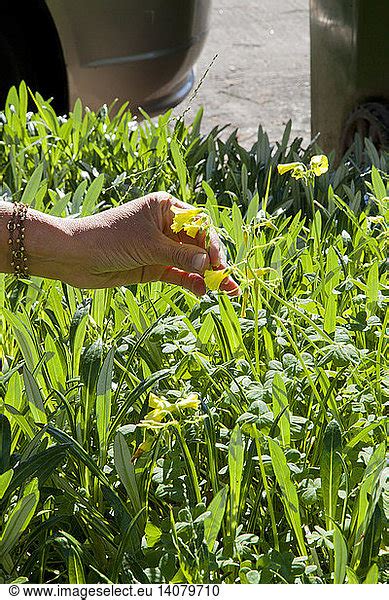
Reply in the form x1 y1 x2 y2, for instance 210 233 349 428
159 194 224 269
154 235 210 275
83 263 240 297
147 194 239 295
125 265 238 298
95 265 205 296
220 275 241 297
208 226 225 268
175 227 224 269
160 267 205 296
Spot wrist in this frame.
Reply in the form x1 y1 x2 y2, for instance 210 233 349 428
26 208 77 281
0 201 79 282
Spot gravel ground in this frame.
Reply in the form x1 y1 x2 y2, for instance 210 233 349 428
174 0 311 147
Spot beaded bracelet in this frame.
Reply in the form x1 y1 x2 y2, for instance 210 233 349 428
7 202 29 278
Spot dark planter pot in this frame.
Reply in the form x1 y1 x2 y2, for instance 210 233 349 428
0 0 212 115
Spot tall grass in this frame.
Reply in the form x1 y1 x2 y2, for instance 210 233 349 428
0 84 388 584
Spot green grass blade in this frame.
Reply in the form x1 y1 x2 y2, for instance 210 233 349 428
272 372 290 447
96 347 115 458
333 525 348 584
0 469 13 500
320 419 342 529
204 486 228 551
324 292 337 335
81 174 105 216
363 563 379 584
3 309 40 372
68 547 86 584
0 478 39 557
80 339 103 395
228 425 244 545
22 367 47 425
20 164 43 206
351 442 386 570
366 260 379 312
268 437 306 555
114 431 142 515
171 139 188 201
371 165 386 201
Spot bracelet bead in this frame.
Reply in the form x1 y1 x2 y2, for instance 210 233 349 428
7 202 29 278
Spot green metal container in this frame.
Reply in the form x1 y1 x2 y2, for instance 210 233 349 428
310 0 389 156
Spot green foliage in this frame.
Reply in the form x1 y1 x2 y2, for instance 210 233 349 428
0 84 388 584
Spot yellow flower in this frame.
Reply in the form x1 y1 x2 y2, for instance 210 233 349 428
138 418 174 430
310 154 328 176
204 269 229 291
183 215 208 238
170 206 204 235
142 394 171 423
291 165 306 180
144 393 176 423
143 408 166 423
177 393 200 410
142 392 201 428
149 393 171 411
277 162 304 176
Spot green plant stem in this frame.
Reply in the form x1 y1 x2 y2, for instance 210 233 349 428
252 426 279 552
253 280 260 374
307 183 326 300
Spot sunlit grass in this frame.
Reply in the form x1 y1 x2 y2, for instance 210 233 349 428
0 83 388 584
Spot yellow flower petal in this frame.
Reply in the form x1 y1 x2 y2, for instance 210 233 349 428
183 225 200 238
149 393 171 411
170 206 204 234
310 154 328 176
177 393 200 410
277 162 304 175
170 206 203 216
144 408 167 423
204 269 229 291
183 219 204 238
291 165 306 180
138 419 169 430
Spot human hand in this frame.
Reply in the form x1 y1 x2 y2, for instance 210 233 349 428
62 192 240 295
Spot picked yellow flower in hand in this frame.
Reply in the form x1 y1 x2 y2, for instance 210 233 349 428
170 205 208 238
204 268 229 291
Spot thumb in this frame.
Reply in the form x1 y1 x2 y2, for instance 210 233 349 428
156 237 210 274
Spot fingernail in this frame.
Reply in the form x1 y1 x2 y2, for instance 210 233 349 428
192 253 207 273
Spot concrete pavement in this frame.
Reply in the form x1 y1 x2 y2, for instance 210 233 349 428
174 0 311 147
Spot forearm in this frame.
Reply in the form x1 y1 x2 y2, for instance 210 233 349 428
0 201 78 280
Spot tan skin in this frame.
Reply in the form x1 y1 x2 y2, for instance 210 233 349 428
0 193 240 296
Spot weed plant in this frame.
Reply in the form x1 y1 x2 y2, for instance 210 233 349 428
0 84 388 584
